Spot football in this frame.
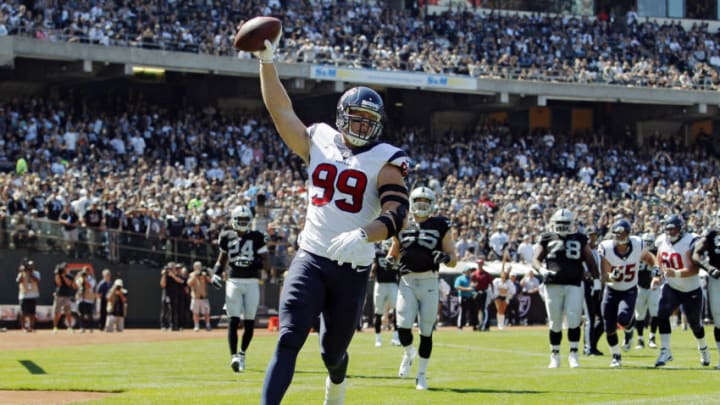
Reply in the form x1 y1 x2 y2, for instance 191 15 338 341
233 16 282 52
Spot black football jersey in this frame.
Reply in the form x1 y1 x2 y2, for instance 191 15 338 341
218 229 268 279
703 229 720 268
375 248 399 283
397 216 450 274
539 231 588 286
637 248 656 289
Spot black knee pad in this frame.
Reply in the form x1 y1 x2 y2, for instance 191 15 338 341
418 335 433 358
398 328 413 347
658 318 672 334
568 327 581 342
229 317 240 330
607 333 618 346
549 330 562 345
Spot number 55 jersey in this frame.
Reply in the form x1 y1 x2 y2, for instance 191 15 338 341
300 123 409 267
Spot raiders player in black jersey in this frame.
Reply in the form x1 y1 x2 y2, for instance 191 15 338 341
211 206 269 373
533 208 599 369
371 240 401 347
634 232 662 349
692 212 720 368
388 186 457 390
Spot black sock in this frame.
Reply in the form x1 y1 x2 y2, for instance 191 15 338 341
228 317 240 354
241 320 255 352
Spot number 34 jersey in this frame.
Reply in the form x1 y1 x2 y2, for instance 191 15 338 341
218 229 268 279
300 123 409 267
598 236 643 291
539 231 589 286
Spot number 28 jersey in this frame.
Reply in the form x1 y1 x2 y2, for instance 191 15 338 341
299 123 409 267
218 229 268 279
539 231 589 286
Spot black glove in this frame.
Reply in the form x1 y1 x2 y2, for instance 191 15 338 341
709 267 720 280
432 251 450 265
211 274 223 290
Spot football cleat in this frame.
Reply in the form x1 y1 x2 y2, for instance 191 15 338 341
391 331 401 346
623 331 633 352
231 353 245 372
648 336 657 348
636 337 644 349
398 346 416 378
375 334 382 348
655 348 673 367
610 354 622 368
415 373 428 390
323 376 346 405
568 351 580 368
548 352 561 369
700 346 711 366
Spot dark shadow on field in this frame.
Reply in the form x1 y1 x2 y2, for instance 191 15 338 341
428 387 547 394
18 360 46 375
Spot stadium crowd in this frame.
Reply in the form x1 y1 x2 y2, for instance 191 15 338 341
1 0 719 90
0 94 719 269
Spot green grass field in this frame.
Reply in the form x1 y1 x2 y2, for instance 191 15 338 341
2 327 720 404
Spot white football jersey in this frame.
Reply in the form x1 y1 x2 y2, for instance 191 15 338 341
299 123 409 266
656 232 700 292
599 236 644 291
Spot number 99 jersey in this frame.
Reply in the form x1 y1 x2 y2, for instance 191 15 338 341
218 229 268 279
539 231 589 286
299 123 409 267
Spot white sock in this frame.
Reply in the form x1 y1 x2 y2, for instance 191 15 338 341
697 337 708 350
569 341 579 351
660 333 671 349
404 345 414 355
551 345 560 353
497 315 505 329
417 357 429 374
376 333 381 339
609 344 621 355
716 340 720 352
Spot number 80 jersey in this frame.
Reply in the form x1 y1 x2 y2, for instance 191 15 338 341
300 123 409 267
539 231 589 286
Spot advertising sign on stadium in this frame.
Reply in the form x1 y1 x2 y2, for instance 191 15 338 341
310 65 477 91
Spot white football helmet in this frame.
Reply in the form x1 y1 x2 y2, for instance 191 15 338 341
550 208 574 237
642 232 655 249
409 186 436 218
230 205 253 232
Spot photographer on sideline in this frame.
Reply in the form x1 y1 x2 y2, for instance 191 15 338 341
105 279 128 332
16 259 40 332
75 266 96 332
187 261 212 331
52 262 76 333
95 269 113 331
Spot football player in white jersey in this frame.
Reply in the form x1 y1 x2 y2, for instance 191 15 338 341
653 214 710 367
533 208 599 369
691 209 720 368
254 36 411 405
635 232 662 349
388 186 457 390
598 219 657 367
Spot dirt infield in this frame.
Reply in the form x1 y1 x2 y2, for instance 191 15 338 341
0 390 113 405
0 327 278 351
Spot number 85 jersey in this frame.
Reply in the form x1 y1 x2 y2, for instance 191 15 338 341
300 123 409 266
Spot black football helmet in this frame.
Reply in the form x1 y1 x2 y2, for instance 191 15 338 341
335 86 384 147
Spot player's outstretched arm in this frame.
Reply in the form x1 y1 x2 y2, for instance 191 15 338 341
257 39 310 163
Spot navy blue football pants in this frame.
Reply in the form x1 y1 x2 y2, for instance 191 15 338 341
261 249 370 405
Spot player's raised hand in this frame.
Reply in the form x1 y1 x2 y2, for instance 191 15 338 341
211 274 223 290
432 250 450 265
254 35 281 64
